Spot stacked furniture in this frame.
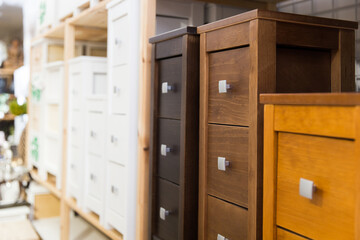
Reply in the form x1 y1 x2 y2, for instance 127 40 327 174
67 56 107 210
43 61 64 189
197 10 357 240
149 27 199 240
261 93 360 239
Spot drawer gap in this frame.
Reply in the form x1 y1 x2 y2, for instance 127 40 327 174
157 176 180 187
208 194 248 210
277 226 313 240
155 54 182 61
207 44 250 54
157 116 181 121
208 122 249 128
278 130 355 142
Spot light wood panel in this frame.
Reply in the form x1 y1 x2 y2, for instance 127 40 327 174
277 228 307 240
136 0 156 239
34 194 60 219
31 170 61 198
274 105 355 139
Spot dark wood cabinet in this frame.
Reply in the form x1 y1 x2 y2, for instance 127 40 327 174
198 10 358 240
149 27 199 240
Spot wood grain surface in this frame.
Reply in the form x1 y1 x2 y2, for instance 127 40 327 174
277 132 356 239
207 196 248 240
208 47 250 126
207 124 249 208
158 56 183 120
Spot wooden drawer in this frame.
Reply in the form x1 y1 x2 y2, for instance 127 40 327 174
157 118 181 185
207 124 248 207
107 162 126 216
106 115 129 166
207 195 248 240
208 47 249 126
69 110 82 147
110 65 129 115
111 1 129 67
158 56 182 120
154 178 179 240
277 132 356 239
87 154 104 201
87 112 106 156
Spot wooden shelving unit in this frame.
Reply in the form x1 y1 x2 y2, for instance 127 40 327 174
31 169 61 199
28 0 283 240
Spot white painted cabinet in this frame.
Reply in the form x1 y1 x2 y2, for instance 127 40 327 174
104 0 140 238
43 61 64 189
66 56 107 217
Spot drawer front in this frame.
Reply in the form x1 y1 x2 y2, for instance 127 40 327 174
107 162 126 216
277 132 356 239
154 178 179 240
208 47 249 126
106 115 129 165
31 45 43 73
44 136 61 175
157 118 181 184
46 66 63 102
158 56 182 119
87 99 107 113
207 195 248 240
110 65 129 114
87 112 106 156
207 124 248 207
111 5 129 67
45 104 60 133
87 154 104 200
69 146 81 186
69 71 82 110
70 110 82 147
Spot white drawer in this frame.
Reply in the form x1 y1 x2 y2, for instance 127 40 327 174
45 103 61 134
69 71 82 110
44 136 62 176
107 162 126 216
110 4 129 67
87 98 107 113
70 110 82 147
106 115 129 165
110 65 129 114
87 112 106 156
45 62 63 103
68 147 81 188
87 154 104 201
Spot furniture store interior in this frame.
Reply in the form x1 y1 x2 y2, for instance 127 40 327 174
0 0 360 239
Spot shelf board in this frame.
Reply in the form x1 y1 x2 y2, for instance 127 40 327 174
0 68 16 76
30 169 61 199
65 197 123 240
70 0 110 29
0 114 15 121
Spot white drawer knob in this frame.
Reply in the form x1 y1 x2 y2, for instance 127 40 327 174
111 185 118 195
72 89 78 95
111 135 118 144
217 157 230 171
160 144 171 156
113 86 120 95
115 38 122 46
90 131 96 138
70 164 76 169
161 82 173 93
217 234 229 240
159 207 170 220
299 178 316 200
71 127 76 132
90 174 96 181
218 80 231 93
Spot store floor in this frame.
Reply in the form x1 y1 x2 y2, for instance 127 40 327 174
33 212 109 240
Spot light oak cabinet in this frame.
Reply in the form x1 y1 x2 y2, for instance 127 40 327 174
261 93 360 240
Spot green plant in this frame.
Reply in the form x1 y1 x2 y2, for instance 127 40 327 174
9 99 27 116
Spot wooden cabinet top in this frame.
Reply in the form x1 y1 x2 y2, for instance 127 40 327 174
198 9 358 33
149 26 197 43
260 93 360 106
